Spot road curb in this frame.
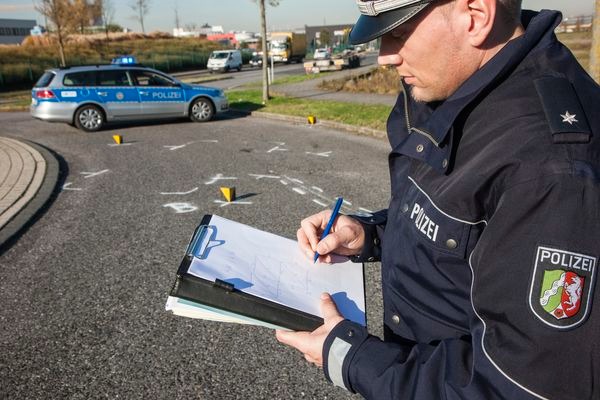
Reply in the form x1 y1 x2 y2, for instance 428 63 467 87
0 139 60 251
228 109 387 140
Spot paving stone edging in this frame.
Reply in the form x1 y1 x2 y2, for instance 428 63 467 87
0 139 60 250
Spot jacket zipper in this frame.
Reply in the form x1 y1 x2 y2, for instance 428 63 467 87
400 79 440 147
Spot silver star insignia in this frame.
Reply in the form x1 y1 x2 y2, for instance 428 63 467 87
560 111 578 125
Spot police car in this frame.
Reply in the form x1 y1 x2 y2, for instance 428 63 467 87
30 56 229 132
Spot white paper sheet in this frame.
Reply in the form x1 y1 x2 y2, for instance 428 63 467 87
186 215 366 325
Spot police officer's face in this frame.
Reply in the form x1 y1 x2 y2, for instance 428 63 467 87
378 2 476 102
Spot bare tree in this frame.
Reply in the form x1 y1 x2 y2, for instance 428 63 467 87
99 0 115 41
130 0 151 34
35 0 74 66
254 0 280 103
73 0 89 34
174 1 181 31
591 0 600 82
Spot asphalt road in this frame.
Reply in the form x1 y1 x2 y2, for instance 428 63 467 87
0 111 390 399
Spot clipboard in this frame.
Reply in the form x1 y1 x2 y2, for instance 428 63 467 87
167 214 366 331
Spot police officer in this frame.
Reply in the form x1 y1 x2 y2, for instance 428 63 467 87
276 0 600 398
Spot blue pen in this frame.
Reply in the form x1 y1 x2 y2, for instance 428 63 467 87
314 196 344 263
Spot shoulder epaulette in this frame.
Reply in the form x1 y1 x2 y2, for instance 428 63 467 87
534 77 591 144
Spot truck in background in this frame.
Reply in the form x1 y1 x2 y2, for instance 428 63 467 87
303 48 361 74
268 32 307 63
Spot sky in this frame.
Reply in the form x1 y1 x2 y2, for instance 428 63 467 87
0 0 595 33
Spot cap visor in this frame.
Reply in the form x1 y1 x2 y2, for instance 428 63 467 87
349 3 429 44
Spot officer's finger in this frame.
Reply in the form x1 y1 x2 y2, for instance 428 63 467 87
275 329 311 354
300 212 330 251
297 228 315 259
316 224 357 255
320 293 343 321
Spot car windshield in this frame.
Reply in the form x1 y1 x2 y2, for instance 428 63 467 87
211 53 230 59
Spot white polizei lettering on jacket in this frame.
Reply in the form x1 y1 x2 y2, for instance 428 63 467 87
410 202 439 242
539 248 595 273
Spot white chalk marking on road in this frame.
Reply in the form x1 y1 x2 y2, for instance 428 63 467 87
199 140 219 143
293 188 307 195
81 169 109 179
163 202 198 214
160 187 199 195
311 186 324 193
213 200 253 207
305 151 332 157
62 182 83 191
204 174 238 185
164 141 195 151
343 199 353 206
312 199 328 207
267 145 289 153
248 174 281 180
108 143 134 147
283 176 304 185
358 207 373 214
355 207 374 217
280 180 288 185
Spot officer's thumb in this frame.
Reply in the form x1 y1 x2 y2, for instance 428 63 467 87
320 293 342 321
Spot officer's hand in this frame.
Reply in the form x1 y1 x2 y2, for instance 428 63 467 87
275 293 344 367
297 211 365 263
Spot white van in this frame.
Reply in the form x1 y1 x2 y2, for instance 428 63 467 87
207 50 243 73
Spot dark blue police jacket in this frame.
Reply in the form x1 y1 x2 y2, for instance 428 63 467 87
322 10 600 400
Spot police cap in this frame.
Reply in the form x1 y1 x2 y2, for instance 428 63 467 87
349 0 435 44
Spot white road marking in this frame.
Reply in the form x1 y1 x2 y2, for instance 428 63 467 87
248 174 281 180
164 141 195 151
311 186 324 193
108 143 134 147
305 151 332 157
162 202 198 213
267 145 288 153
204 174 238 185
213 200 253 207
160 187 199 195
293 188 307 195
81 169 109 179
62 182 83 191
312 199 328 207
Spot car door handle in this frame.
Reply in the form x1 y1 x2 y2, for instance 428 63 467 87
97 91 108 96
139 91 149 95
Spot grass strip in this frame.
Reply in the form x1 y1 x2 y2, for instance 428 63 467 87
228 89 391 132
0 90 30 112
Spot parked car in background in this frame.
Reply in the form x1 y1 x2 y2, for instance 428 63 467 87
207 50 243 73
30 56 229 132
249 54 272 67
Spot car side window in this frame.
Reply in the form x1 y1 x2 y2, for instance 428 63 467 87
132 70 175 87
63 71 97 87
97 70 131 87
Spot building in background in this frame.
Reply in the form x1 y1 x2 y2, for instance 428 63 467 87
0 18 37 45
304 24 353 52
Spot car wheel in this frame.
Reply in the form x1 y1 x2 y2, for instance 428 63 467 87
189 98 215 122
237 64 242 72
74 105 104 132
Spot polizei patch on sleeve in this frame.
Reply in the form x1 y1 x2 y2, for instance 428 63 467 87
529 246 597 329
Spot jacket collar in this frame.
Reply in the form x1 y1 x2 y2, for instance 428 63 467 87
390 9 563 172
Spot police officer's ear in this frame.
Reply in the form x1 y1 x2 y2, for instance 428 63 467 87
454 0 497 48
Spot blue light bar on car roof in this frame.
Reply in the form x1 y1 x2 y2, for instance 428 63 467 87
111 56 137 65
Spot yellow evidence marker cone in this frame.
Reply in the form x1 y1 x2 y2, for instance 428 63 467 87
220 187 236 202
112 135 123 144
307 115 317 125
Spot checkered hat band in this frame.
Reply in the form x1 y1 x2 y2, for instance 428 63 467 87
356 0 431 16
